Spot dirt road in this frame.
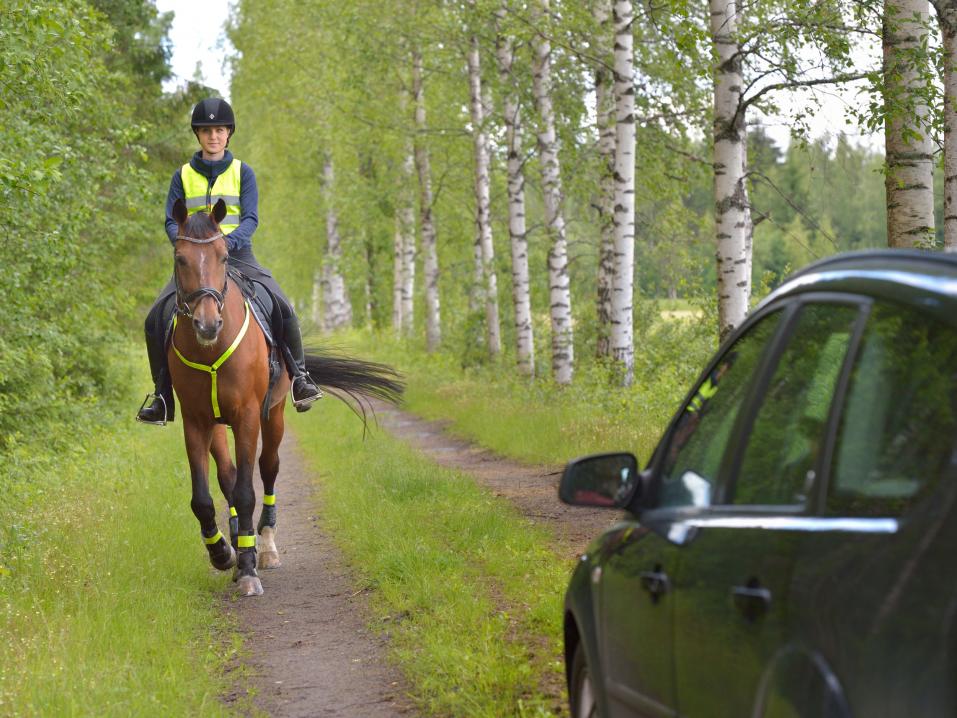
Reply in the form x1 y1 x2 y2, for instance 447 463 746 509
226 405 621 716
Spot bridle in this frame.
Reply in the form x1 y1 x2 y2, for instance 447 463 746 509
174 231 228 317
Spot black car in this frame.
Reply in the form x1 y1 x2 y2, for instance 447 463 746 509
560 250 957 718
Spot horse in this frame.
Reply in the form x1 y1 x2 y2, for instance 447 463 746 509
167 197 402 597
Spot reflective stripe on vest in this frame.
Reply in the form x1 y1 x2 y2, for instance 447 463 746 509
180 159 242 234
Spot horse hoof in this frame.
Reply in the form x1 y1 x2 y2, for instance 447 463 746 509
258 550 281 570
237 575 264 597
211 545 236 571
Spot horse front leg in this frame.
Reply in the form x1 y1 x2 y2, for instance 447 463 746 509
185 420 235 571
209 424 238 548
232 410 264 597
256 401 285 569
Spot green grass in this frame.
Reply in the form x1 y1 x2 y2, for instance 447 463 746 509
0 351 248 717
291 402 572 717
326 318 716 466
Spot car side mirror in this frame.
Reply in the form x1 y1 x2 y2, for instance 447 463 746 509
559 452 640 509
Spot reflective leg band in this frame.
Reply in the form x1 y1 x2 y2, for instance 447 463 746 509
237 534 256 548
229 506 238 517
204 530 224 545
263 493 276 506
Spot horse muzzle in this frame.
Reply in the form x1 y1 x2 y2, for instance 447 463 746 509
193 316 224 344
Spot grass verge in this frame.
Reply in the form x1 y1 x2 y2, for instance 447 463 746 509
291 402 572 717
0 351 247 717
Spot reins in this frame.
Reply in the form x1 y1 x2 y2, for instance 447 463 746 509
171 229 250 420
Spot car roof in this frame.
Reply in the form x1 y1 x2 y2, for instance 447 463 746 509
756 249 957 325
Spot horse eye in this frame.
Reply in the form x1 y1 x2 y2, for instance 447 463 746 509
175 255 186 266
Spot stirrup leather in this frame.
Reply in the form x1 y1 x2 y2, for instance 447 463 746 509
136 392 168 426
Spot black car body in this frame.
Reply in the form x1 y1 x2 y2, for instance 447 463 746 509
561 250 957 718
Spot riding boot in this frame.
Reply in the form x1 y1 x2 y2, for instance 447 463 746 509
137 300 177 424
282 314 322 412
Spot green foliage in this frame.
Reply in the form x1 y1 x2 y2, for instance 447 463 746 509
0 0 194 448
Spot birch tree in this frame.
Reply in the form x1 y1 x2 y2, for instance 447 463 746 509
467 29 502 357
412 49 443 350
884 0 936 248
399 142 417 334
321 154 353 330
710 0 752 339
935 0 957 250
495 7 535 376
594 0 616 360
392 222 404 331
533 0 574 384
610 0 637 385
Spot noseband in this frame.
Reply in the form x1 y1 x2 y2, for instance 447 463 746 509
174 232 228 317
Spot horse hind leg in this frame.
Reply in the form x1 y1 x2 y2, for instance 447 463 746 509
256 402 285 570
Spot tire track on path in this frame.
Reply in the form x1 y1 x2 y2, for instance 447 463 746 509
224 430 414 718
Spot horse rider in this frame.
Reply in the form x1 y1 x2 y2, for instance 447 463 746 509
137 97 322 424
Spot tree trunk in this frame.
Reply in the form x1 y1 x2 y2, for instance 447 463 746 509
400 142 416 334
532 0 574 384
710 0 751 340
467 33 502 357
942 2 957 250
610 0 636 386
884 0 936 248
412 49 442 350
311 268 323 331
392 220 404 331
594 0 616 360
495 9 534 376
321 155 352 331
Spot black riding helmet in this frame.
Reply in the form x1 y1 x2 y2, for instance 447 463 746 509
190 97 235 144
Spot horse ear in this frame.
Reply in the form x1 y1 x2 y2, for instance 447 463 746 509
172 198 188 226
212 198 227 225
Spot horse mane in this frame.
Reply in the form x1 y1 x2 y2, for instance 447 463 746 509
182 211 220 238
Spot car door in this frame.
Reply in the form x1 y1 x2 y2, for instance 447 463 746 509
597 307 789 718
669 300 863 718
787 300 957 717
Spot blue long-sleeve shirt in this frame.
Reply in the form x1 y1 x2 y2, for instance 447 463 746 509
165 150 259 252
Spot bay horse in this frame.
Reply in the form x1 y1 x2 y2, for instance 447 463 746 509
168 198 402 597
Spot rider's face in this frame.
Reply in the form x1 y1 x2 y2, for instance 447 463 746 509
196 126 230 159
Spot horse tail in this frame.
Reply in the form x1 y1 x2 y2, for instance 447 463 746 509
303 350 404 428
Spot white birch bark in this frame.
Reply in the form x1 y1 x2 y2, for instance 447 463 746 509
532 0 573 384
610 0 636 386
710 0 751 340
412 49 442 350
467 32 502 357
495 9 534 376
594 0 616 360
392 221 404 331
400 142 417 334
941 2 957 250
885 0 936 248
321 155 352 331
311 268 323 331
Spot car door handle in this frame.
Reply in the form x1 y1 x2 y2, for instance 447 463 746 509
731 584 772 621
639 569 671 601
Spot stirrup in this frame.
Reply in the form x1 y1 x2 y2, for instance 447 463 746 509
292 376 323 412
136 392 168 426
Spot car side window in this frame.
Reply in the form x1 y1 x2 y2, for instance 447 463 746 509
659 311 783 508
828 303 957 517
733 304 859 506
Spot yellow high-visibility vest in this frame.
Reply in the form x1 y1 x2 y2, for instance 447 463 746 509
180 159 242 235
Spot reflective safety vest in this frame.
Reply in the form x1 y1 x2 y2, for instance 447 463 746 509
180 159 242 235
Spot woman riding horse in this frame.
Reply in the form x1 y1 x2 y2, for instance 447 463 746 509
138 97 321 425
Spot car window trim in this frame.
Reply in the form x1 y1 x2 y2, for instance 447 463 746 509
813 298 873 514
723 293 870 511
